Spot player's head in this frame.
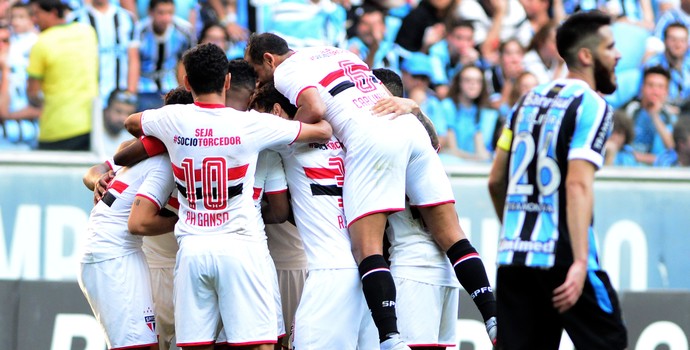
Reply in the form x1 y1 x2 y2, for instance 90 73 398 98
227 59 258 111
149 0 175 33
248 81 297 119
164 86 194 105
244 32 292 85
10 2 33 34
199 22 229 51
182 43 229 96
103 90 137 136
556 10 620 94
372 68 404 97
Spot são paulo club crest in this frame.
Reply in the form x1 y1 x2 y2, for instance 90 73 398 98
144 306 156 332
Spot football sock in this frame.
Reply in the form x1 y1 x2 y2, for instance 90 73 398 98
447 239 497 322
359 254 399 342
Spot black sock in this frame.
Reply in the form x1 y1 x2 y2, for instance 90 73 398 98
359 254 398 342
447 239 496 322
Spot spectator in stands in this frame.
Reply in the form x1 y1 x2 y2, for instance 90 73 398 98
442 64 499 162
400 52 450 146
70 0 140 109
198 21 229 51
485 37 525 115
428 17 485 99
654 0 690 42
136 0 194 111
0 0 9 26
395 0 457 53
1 3 39 149
347 3 400 73
522 20 567 85
625 65 677 165
507 70 538 107
457 0 532 63
27 0 98 151
646 22 690 109
519 0 554 35
258 0 347 49
605 110 639 166
0 24 10 122
655 118 690 166
98 89 137 156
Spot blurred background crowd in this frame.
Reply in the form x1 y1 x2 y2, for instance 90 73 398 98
0 0 689 168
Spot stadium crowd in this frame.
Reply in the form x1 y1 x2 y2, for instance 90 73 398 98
0 0 689 165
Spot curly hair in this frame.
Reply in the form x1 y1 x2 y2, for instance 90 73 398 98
228 59 257 93
182 43 229 95
248 81 297 118
164 86 193 105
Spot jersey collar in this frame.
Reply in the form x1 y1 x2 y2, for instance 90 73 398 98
194 101 226 109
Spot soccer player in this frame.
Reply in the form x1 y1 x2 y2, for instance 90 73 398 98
124 43 331 350
245 33 497 349
487 10 628 350
248 81 379 350
81 149 177 350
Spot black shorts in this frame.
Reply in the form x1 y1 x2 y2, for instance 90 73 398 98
496 265 627 350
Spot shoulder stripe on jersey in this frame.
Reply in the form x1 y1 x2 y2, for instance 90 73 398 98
171 163 249 182
310 184 342 197
107 180 128 193
329 81 355 97
318 64 368 87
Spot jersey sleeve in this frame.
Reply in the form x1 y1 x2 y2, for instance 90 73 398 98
262 150 288 194
249 110 303 149
274 61 317 106
26 38 46 79
140 105 175 141
136 155 175 210
568 91 613 169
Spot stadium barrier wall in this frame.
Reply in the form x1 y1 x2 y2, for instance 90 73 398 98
1 155 689 349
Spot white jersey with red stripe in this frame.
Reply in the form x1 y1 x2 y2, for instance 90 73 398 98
386 202 460 287
253 150 288 233
140 102 302 239
275 137 356 270
82 154 174 263
274 46 391 143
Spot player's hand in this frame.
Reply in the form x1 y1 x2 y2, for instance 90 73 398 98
371 97 419 118
93 171 115 204
552 260 587 313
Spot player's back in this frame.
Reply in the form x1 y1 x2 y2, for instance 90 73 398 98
83 154 173 263
276 137 357 270
140 103 301 239
498 78 612 269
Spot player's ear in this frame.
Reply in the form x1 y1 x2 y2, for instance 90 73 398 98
183 75 192 92
263 52 274 68
271 103 284 118
577 46 593 67
225 73 231 91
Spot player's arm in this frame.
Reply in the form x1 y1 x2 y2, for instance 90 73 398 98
126 46 140 95
552 159 594 313
488 147 509 222
128 195 178 236
83 162 115 205
27 78 43 108
293 87 326 124
262 191 290 224
293 119 332 143
114 136 166 166
125 112 144 137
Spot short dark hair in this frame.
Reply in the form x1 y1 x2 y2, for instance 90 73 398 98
556 10 612 67
643 65 671 83
445 17 474 34
248 81 297 118
29 0 70 18
149 0 174 11
228 59 257 92
612 109 634 145
245 33 291 65
372 68 403 97
10 2 31 12
164 86 193 105
199 22 229 45
664 22 689 39
182 43 229 95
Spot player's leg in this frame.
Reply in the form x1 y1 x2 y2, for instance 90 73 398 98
497 266 563 350
349 213 403 346
559 269 627 350
149 266 175 350
405 138 497 341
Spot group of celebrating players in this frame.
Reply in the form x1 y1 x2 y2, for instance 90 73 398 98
80 9 628 350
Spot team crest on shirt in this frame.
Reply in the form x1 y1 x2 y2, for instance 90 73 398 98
144 307 156 332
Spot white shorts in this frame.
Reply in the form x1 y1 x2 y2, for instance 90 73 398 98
394 277 459 347
342 114 455 225
149 266 175 350
277 268 307 349
174 234 279 347
292 269 378 350
78 251 157 350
